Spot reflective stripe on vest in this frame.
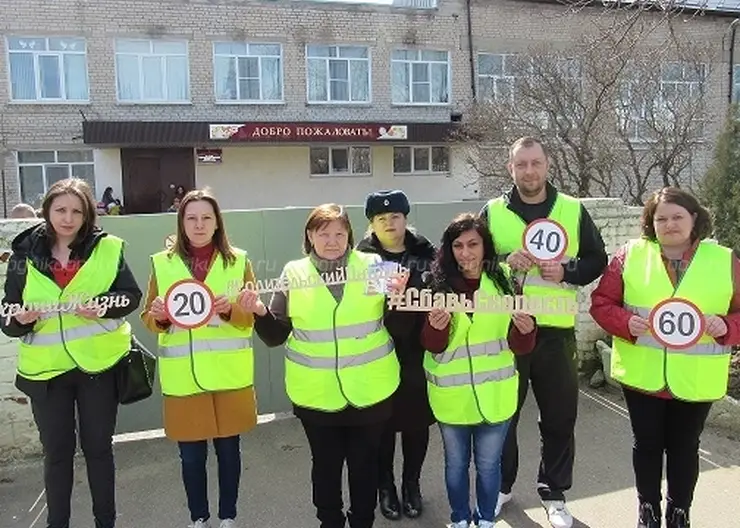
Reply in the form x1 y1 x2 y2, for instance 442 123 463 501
17 235 132 380
623 303 729 356
426 362 517 387
283 251 400 411
423 270 519 425
152 248 255 397
20 317 125 346
612 238 733 401
486 192 581 328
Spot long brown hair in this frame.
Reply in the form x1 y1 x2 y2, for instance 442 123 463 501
170 188 237 267
641 187 713 242
41 178 98 245
303 203 354 254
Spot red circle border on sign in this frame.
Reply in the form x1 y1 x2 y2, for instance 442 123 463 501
648 297 705 350
164 278 216 330
521 218 569 263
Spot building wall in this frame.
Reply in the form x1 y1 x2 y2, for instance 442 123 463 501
1 0 739 210
196 145 478 209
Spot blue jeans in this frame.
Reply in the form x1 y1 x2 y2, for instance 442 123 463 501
439 421 511 524
178 435 241 522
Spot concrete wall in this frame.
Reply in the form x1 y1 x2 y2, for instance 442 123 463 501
0 197 644 460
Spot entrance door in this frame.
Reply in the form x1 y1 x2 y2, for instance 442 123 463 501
121 148 195 214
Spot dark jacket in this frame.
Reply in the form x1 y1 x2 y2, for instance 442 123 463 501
356 229 437 431
1 222 143 399
479 181 608 335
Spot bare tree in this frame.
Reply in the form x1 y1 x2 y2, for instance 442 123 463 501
457 3 714 204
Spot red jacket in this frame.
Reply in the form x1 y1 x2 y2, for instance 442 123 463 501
589 238 740 399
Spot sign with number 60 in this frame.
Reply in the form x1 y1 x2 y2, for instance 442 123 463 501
164 279 216 329
648 298 705 349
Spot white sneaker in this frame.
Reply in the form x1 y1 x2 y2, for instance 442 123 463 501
542 500 573 528
189 520 210 528
219 520 236 528
495 492 512 516
447 521 470 528
478 521 495 528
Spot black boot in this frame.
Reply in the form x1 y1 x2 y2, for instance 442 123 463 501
666 503 690 528
378 484 401 520
637 502 660 528
402 481 423 518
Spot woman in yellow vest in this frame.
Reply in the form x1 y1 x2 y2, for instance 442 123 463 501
237 203 408 528
141 188 257 528
419 213 537 528
589 187 740 528
0 177 142 528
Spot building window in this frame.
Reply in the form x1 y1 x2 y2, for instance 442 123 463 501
17 150 95 207
391 49 449 104
734 65 740 103
115 39 189 102
393 146 450 174
477 53 518 103
213 42 283 102
306 45 370 103
310 146 371 176
7 36 89 102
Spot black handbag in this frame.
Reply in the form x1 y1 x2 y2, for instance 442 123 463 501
115 335 157 405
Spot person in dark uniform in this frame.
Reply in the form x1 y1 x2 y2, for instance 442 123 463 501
356 190 437 521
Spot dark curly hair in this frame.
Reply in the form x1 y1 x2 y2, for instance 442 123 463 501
641 187 713 242
428 212 515 296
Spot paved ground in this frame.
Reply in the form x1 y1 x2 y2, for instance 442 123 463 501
1 383 739 528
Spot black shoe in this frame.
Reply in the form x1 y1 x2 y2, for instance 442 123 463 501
402 482 423 518
637 502 660 528
666 504 690 528
378 486 401 520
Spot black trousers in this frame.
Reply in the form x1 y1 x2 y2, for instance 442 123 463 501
377 424 429 491
30 368 119 528
501 329 579 501
300 418 386 528
622 386 712 516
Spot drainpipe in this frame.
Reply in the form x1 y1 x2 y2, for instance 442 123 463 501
729 18 739 104
466 0 476 100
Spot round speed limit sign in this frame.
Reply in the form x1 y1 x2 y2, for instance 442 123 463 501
522 219 568 261
648 298 705 349
164 279 216 329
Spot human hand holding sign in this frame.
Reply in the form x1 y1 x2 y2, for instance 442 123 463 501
213 295 232 316
387 268 410 294
539 260 565 283
512 312 535 334
237 288 267 317
705 315 728 338
628 315 650 337
428 307 451 330
75 305 100 319
506 250 537 272
149 296 169 323
14 309 41 325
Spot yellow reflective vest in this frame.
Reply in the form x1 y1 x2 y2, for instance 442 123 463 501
423 268 519 425
283 250 400 411
613 238 733 402
17 235 131 381
151 249 254 397
486 192 581 328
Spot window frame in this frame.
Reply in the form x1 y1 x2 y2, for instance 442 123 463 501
212 41 285 104
15 149 96 207
305 44 372 104
390 48 451 106
5 35 90 103
113 38 191 104
309 145 373 177
392 145 450 175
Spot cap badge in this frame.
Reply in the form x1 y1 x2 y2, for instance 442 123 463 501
383 199 390 206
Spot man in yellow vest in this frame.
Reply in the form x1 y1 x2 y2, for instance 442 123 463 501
479 136 607 528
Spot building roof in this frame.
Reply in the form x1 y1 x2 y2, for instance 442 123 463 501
514 0 740 16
